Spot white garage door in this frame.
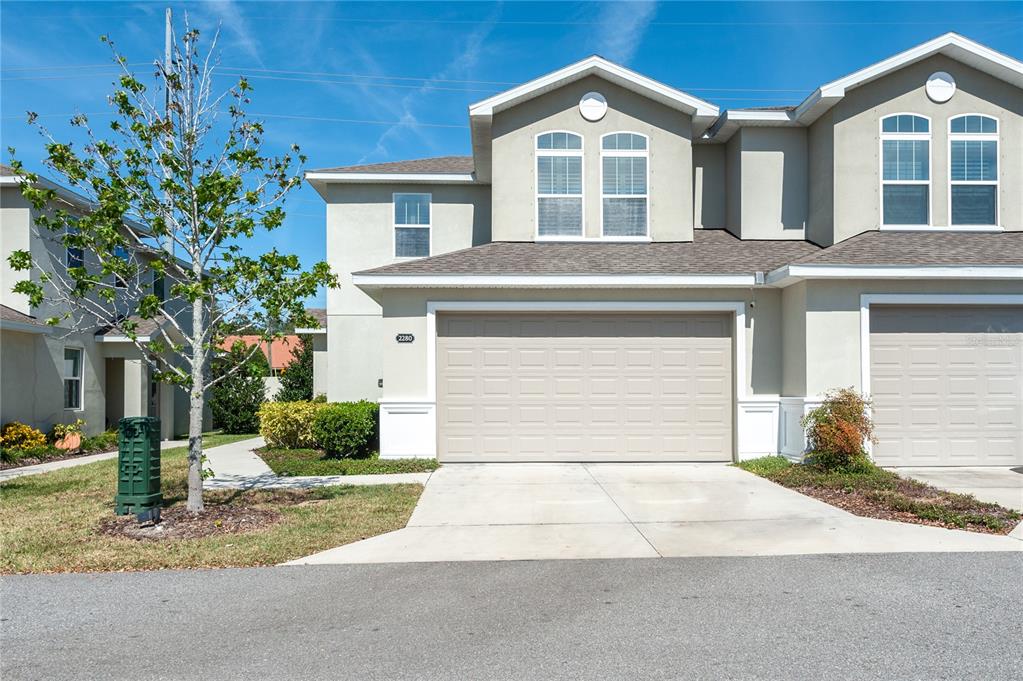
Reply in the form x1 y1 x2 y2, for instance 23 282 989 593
870 306 1023 466
437 313 733 462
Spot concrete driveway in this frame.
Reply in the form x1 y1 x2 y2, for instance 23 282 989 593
892 467 1023 512
289 463 1021 564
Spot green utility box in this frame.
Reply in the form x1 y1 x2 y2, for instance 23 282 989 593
115 417 162 515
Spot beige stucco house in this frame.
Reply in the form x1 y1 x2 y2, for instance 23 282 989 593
309 33 1022 467
1 166 196 439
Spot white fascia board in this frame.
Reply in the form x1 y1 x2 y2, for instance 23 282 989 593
293 327 326 335
354 273 757 289
94 335 152 343
305 171 477 184
819 33 1023 98
2 174 151 236
767 263 1023 287
706 109 797 141
468 55 719 119
0 319 52 335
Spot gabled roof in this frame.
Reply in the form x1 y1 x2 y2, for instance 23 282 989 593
0 304 51 334
469 55 720 121
791 230 1023 266
709 33 1023 141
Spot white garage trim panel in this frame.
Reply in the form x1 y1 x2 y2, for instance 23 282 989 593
863 297 1023 467
436 312 733 462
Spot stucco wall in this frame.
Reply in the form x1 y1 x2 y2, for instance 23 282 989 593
780 281 808 396
807 110 836 246
725 133 742 236
370 287 782 401
0 327 106 436
801 278 1023 397
320 183 491 402
490 74 694 242
816 54 1022 244
311 333 328 399
692 143 726 229
738 128 808 239
1 187 32 314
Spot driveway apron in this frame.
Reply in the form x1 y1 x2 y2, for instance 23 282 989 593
288 463 1022 564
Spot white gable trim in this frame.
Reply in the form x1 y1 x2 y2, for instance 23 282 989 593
354 273 757 289
766 263 1023 287
305 171 477 184
469 55 719 119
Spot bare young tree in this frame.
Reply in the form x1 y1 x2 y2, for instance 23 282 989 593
7 20 337 513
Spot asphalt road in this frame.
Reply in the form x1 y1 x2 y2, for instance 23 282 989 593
2 552 1021 680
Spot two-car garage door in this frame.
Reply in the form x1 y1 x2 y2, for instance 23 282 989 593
437 313 732 462
870 306 1023 466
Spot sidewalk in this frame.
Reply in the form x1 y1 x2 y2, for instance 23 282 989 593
0 439 187 483
1 437 428 488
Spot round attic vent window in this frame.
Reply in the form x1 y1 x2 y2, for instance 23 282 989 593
579 92 607 121
925 72 956 103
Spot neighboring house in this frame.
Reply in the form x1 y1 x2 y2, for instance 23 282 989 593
309 33 1022 467
0 165 199 439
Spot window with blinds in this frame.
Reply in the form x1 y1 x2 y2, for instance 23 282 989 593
880 114 930 226
536 132 583 237
394 193 431 257
601 133 648 238
949 115 998 226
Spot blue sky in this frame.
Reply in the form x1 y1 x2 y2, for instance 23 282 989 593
3 1 1021 307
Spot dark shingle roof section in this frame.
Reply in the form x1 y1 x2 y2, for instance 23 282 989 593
0 304 41 324
304 308 327 327
794 230 1023 266
95 315 166 338
311 156 474 175
357 229 821 276
0 164 15 177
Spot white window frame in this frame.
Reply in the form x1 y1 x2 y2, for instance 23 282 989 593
599 132 650 241
534 130 584 241
947 114 1000 230
879 113 931 229
392 192 432 259
63 346 84 411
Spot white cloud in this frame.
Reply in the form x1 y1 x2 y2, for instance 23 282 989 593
594 1 657 64
200 0 264 67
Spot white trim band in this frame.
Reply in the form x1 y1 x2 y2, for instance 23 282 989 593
354 274 758 289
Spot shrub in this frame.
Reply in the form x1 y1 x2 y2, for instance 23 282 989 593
81 431 118 454
276 335 315 402
210 340 269 434
801 388 876 471
258 401 325 449
312 401 378 459
0 422 47 451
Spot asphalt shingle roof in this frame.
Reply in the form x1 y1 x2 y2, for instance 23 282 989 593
94 315 166 338
356 229 1023 278
793 230 1023 266
357 229 822 276
305 308 327 327
0 304 41 324
310 156 474 175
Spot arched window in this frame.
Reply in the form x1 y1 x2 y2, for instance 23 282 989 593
536 132 583 237
949 115 998 226
601 133 648 238
880 114 930 226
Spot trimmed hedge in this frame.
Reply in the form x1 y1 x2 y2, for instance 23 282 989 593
312 401 378 459
258 401 325 449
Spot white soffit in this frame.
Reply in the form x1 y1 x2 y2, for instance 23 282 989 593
469 55 720 120
304 171 477 184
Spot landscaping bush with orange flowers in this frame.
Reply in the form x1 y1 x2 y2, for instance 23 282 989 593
801 388 877 471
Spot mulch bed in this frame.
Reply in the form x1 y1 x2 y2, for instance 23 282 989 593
98 504 282 541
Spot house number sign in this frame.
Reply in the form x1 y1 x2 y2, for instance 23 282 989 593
396 333 415 343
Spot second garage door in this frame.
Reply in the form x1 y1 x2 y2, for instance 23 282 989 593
870 306 1023 466
437 313 733 462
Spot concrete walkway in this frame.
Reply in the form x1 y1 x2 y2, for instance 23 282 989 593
0 438 187 482
203 437 431 489
288 463 1023 565
892 467 1023 512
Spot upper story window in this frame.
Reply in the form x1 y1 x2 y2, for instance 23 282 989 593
601 133 648 238
153 272 166 301
949 115 998 226
880 114 930 226
66 226 84 270
393 193 430 258
536 131 583 237
113 245 129 288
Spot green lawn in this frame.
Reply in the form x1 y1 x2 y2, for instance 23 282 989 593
0 435 422 574
737 456 1021 534
259 447 439 477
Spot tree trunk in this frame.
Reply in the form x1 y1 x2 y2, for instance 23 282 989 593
186 298 206 513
